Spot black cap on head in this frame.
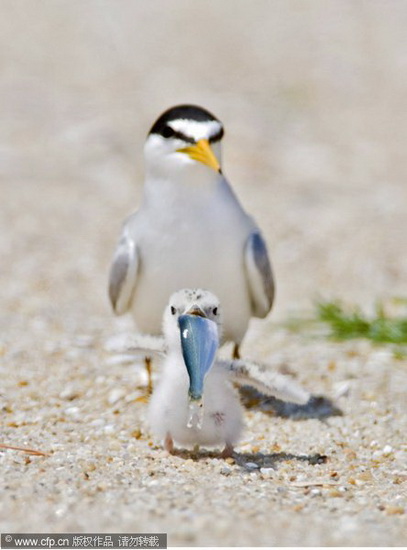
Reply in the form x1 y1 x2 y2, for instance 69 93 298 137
148 104 220 136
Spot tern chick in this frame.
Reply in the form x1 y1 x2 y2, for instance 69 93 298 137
148 289 310 457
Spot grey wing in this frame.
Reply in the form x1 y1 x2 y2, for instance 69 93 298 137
108 229 139 315
244 231 275 318
221 359 310 405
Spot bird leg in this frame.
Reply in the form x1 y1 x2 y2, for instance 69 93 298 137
135 356 153 403
145 356 153 394
164 433 174 454
221 442 234 459
232 343 240 360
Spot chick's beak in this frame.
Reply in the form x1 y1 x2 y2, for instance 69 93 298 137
177 139 221 173
186 305 207 318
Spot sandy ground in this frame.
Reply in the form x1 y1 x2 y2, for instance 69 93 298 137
1 1 406 546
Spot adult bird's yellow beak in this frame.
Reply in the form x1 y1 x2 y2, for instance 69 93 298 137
177 139 221 173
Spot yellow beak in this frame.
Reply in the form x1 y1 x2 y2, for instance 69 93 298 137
177 139 221 173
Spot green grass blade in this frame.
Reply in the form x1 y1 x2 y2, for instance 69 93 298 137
316 301 407 344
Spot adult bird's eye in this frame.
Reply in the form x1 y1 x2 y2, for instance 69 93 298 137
162 125 175 139
171 306 177 315
213 307 218 316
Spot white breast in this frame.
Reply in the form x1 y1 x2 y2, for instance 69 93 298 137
147 355 243 449
131 175 256 343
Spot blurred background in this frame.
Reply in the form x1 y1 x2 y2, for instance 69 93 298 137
1 0 406 328
1 3 406 544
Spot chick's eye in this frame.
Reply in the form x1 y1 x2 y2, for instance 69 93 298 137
170 306 177 315
212 307 218 316
162 125 175 139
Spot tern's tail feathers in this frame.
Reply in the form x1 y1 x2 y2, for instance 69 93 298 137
223 359 310 405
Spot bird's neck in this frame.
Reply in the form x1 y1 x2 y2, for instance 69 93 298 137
143 167 226 206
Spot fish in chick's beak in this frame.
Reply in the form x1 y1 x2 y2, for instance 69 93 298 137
179 306 219 403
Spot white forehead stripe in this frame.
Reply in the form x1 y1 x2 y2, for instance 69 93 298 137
169 119 222 141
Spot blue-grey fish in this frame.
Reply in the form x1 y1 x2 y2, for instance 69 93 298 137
179 313 219 401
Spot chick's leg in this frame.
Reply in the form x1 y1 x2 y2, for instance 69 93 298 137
221 442 234 459
164 433 174 454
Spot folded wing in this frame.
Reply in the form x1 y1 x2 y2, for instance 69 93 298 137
245 232 275 318
108 230 139 315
